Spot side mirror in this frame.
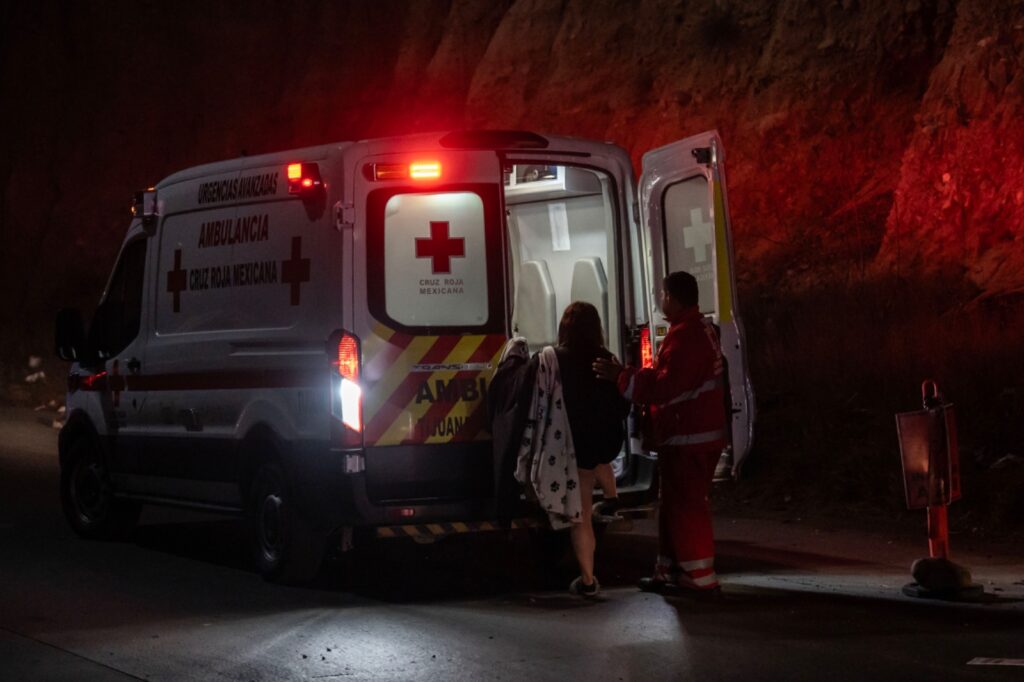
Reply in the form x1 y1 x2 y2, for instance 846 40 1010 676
55 308 86 361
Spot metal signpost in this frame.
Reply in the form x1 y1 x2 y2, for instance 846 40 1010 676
895 381 983 600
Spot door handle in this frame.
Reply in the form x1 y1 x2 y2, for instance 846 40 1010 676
126 357 142 374
178 408 203 432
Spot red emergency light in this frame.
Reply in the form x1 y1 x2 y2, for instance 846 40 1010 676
287 163 323 195
640 327 654 369
409 161 442 179
368 161 443 181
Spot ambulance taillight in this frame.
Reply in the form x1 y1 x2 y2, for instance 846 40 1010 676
640 327 654 369
287 163 324 196
337 334 361 432
329 331 362 446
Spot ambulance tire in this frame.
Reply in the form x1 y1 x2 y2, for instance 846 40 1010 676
60 438 140 540
248 459 326 584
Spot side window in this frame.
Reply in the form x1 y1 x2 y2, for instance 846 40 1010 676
90 239 147 358
662 176 716 315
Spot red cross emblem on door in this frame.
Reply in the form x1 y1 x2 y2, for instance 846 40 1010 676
415 221 465 274
166 249 187 313
281 236 311 306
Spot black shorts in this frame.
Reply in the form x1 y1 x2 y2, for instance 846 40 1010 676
575 446 620 471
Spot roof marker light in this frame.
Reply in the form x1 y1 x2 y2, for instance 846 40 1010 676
287 162 323 195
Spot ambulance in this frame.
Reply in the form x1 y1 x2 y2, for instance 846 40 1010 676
54 129 754 581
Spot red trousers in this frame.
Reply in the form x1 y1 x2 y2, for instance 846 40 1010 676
654 448 721 589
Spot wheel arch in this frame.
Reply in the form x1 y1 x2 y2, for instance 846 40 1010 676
58 410 101 468
237 422 286 500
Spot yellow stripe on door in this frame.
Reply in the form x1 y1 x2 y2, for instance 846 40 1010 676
376 335 487 446
362 333 439 427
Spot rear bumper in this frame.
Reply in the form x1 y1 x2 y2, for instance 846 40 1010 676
283 442 653 535
286 445 508 534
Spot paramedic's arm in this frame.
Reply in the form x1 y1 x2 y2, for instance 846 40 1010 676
596 336 710 406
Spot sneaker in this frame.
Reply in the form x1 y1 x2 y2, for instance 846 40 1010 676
592 497 622 517
569 576 600 597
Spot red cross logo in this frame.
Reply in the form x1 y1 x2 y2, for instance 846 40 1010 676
281 236 311 306
166 249 187 313
415 221 465 274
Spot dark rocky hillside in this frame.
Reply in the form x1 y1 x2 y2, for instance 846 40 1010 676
2 0 1022 531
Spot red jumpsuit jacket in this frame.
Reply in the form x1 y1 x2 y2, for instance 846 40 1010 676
617 307 727 453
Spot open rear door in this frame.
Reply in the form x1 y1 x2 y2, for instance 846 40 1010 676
638 131 754 476
350 144 510 505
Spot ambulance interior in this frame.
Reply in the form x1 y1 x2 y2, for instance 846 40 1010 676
503 164 631 472
504 164 623 359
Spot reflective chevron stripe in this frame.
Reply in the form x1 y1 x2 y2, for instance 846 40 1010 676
375 518 541 539
361 323 505 446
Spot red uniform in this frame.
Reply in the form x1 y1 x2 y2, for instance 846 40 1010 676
617 306 726 590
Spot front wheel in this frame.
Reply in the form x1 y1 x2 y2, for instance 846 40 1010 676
60 438 139 539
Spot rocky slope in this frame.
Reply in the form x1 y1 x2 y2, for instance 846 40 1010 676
1 0 1021 340
3 1 1023 531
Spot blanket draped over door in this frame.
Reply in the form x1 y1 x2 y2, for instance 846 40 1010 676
514 346 582 529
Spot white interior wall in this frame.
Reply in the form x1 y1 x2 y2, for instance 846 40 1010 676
507 190 621 355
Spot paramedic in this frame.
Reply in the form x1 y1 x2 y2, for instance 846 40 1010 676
555 302 631 596
593 271 726 595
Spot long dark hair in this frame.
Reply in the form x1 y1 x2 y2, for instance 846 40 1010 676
557 301 605 356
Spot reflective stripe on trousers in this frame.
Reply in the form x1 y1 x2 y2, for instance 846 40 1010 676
656 448 721 590
661 429 726 447
655 555 719 589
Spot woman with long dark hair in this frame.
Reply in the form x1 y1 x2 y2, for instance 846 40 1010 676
555 301 630 596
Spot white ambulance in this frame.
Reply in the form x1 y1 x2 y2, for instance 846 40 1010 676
55 129 754 581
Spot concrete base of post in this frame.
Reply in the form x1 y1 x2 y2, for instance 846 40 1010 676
902 557 985 601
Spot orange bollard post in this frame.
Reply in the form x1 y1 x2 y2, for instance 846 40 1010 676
926 505 949 560
896 381 983 600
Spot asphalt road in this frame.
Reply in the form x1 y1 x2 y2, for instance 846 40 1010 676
1 407 1022 681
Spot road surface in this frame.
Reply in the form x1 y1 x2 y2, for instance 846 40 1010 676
1 407 1022 681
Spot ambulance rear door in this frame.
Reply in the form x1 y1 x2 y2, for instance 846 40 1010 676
350 144 508 507
638 131 754 475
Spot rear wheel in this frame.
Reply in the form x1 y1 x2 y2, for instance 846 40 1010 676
248 459 325 583
60 438 139 539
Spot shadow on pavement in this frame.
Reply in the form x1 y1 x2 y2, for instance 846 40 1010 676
657 583 1024 640
125 515 927 603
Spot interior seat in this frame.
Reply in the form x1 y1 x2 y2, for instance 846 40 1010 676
513 260 557 348
570 256 609 338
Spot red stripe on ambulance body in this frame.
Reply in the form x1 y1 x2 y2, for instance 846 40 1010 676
76 369 326 392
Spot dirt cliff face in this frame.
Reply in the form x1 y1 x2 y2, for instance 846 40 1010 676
1 0 1022 354
879 1 1024 295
